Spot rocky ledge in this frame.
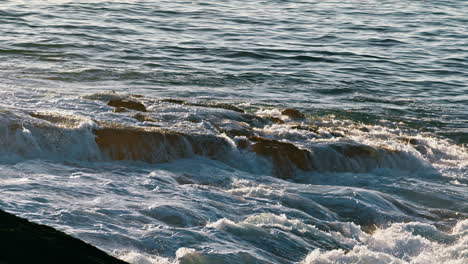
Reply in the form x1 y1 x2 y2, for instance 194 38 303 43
0 209 127 264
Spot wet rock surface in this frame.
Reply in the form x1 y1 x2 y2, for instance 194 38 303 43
113 107 129 113
266 116 285 124
93 123 232 163
108 99 147 112
133 113 157 122
29 112 84 128
93 125 191 162
330 142 379 158
281 108 305 119
0 209 127 264
248 136 314 179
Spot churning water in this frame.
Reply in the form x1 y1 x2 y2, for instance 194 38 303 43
0 1 467 263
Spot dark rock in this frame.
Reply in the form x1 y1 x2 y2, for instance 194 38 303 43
161 98 186 105
329 131 345 138
224 129 255 138
214 121 255 138
330 142 378 158
281 108 305 119
248 136 314 179
133 113 157 122
240 114 270 127
359 127 370 133
108 99 147 112
292 125 319 134
408 138 420 145
236 138 251 149
397 137 421 146
0 209 127 264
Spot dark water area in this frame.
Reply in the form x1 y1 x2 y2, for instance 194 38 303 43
0 1 467 263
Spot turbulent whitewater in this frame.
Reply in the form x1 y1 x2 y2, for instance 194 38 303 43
0 0 467 264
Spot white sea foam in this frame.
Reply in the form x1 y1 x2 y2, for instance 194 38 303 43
302 220 468 264
118 251 172 264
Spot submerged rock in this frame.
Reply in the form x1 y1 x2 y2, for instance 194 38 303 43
29 112 84 128
248 136 314 179
281 108 305 119
0 209 127 264
292 125 320 134
133 113 157 122
330 142 378 158
160 98 186 104
264 116 285 124
108 99 147 112
213 120 255 138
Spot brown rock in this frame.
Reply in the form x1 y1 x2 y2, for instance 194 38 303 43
359 127 370 133
281 108 305 119
94 126 183 162
133 113 157 122
292 125 319 133
236 138 251 149
330 142 378 158
93 123 231 163
249 136 314 179
108 99 147 112
113 107 128 113
266 116 285 124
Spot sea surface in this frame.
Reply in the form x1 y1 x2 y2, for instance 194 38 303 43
0 0 467 263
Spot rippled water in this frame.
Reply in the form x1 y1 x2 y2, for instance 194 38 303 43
0 1 467 263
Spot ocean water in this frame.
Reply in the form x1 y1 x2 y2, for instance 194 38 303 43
0 0 467 263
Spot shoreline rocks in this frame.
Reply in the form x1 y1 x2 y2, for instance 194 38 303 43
0 209 127 264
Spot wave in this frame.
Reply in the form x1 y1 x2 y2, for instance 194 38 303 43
116 216 468 264
1 93 466 181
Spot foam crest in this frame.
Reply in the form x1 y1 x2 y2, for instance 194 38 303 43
302 220 468 264
117 251 172 264
0 109 101 160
